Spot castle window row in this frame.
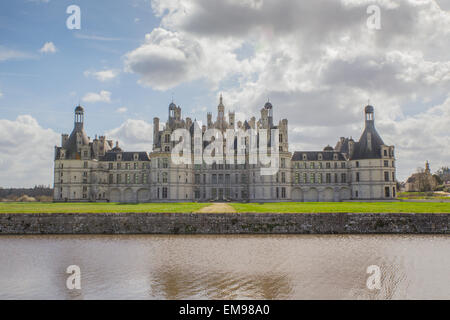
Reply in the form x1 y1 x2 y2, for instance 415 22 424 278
293 162 347 169
294 172 347 184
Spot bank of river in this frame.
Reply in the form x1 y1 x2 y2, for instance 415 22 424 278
0 212 448 234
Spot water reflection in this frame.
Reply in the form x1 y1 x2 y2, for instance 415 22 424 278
0 235 448 299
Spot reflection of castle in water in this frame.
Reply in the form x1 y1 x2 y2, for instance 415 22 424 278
149 265 293 300
54 98 396 202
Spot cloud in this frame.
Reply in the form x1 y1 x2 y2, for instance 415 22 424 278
74 33 123 41
84 69 119 82
0 46 34 61
105 119 153 151
0 115 59 187
39 42 57 54
0 91 3 98
82 90 112 103
124 27 243 90
138 0 450 180
116 107 128 113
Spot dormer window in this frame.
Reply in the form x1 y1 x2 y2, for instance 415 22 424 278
318 154 322 161
117 153 122 161
134 153 138 161
383 149 387 157
333 154 338 160
302 154 307 160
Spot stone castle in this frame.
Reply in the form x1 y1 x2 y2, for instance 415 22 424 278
53 97 397 202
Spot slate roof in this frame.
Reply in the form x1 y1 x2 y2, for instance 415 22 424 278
350 122 385 160
62 123 90 159
291 151 346 161
100 151 150 162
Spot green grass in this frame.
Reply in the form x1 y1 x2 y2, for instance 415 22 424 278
229 202 450 213
397 191 450 200
0 201 449 214
0 202 210 214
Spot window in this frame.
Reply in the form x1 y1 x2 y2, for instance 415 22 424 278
356 172 360 182
162 158 168 168
295 172 300 184
384 171 389 182
126 174 131 184
281 158 286 168
310 162 314 169
142 173 148 184
281 172 286 183
225 174 230 183
212 188 217 198
392 161 395 167
117 174 121 183
355 190 359 198
384 160 389 167
83 151 88 157
326 173 331 183
108 174 113 184
310 173 315 184
164 134 170 143
317 173 322 184
218 174 224 184
334 173 338 183
164 146 170 152
385 186 390 197
341 162 346 169
162 187 168 199
356 161 359 168
326 162 331 169
281 187 286 199
126 163 130 170
195 174 200 184
134 163 138 169
384 150 387 156
318 162 323 169
195 189 200 199
241 174 247 183
84 161 88 168
341 173 346 183
303 173 307 184
117 163 121 170
162 172 168 183
109 163 113 170
276 187 279 199
393 187 396 197
212 174 217 184
392 172 395 182
134 173 139 184
279 134 283 142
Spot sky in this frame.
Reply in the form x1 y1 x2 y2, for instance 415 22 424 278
0 0 449 187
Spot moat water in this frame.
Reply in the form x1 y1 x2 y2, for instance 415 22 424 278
0 235 449 299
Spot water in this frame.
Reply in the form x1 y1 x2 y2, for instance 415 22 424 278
0 235 449 299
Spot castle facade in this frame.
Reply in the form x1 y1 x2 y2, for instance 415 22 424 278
53 98 397 202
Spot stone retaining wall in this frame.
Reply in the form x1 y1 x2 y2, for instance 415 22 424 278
0 212 448 234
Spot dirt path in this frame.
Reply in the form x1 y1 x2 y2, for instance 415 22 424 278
195 203 237 213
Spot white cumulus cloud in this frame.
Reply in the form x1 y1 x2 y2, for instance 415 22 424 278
84 69 119 82
0 115 59 187
39 42 57 54
106 119 153 151
82 90 112 103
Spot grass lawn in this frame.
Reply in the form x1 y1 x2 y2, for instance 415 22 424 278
0 202 210 214
229 202 450 213
0 201 449 214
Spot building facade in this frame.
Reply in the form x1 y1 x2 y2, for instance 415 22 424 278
53 99 397 202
